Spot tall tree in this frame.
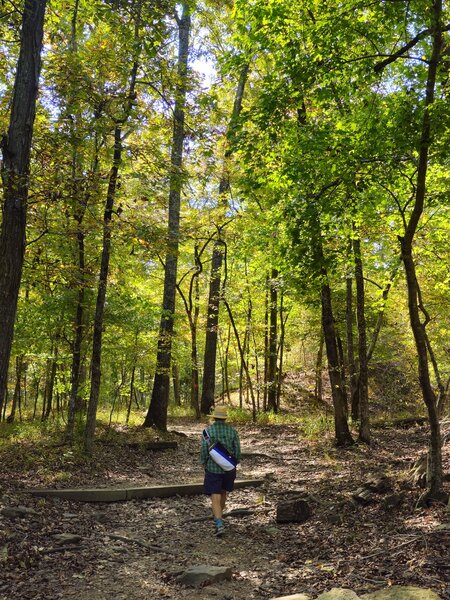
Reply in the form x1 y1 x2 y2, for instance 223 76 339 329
375 0 446 502
144 2 191 431
266 267 278 412
353 233 370 443
200 63 249 415
0 0 47 416
85 3 143 453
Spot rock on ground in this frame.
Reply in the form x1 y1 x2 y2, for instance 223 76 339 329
361 586 442 600
176 564 232 587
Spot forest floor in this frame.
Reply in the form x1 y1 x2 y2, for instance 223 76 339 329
0 417 449 600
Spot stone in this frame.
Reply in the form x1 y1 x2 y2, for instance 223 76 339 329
270 594 311 600
276 499 312 523
92 511 109 523
176 565 232 587
1 505 38 519
317 589 361 600
361 586 442 600
265 527 280 535
52 533 83 544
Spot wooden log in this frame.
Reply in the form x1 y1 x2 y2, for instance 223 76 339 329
27 478 265 503
352 487 375 505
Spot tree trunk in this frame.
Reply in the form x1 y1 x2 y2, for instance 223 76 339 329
177 245 202 416
251 327 261 411
172 362 181 407
190 318 200 417
66 211 86 440
336 334 348 417
346 273 359 421
238 306 250 410
144 4 191 431
224 322 232 403
267 268 278 412
321 280 354 446
224 299 257 421
85 10 142 451
0 0 47 415
263 275 269 411
276 291 287 410
84 126 122 453
314 333 324 404
200 241 224 415
397 0 444 501
32 376 40 419
126 365 136 424
191 344 200 416
200 64 249 415
354 236 370 443
7 355 24 424
42 341 58 421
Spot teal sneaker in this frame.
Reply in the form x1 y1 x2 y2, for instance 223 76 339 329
214 519 225 537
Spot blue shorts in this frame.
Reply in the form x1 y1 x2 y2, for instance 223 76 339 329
204 469 237 495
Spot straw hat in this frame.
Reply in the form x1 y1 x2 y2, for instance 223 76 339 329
212 406 228 420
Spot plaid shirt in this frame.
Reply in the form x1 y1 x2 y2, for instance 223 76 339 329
200 420 241 473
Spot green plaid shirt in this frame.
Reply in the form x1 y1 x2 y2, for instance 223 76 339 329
200 420 241 473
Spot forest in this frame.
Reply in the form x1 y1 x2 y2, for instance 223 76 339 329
0 1 449 598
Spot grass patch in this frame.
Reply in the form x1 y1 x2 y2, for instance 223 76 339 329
203 406 334 441
297 414 333 440
0 418 66 444
168 405 197 419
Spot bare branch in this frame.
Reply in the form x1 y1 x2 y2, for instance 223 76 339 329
374 24 450 73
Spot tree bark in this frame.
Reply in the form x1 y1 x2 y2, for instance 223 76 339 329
189 268 200 416
84 126 122 453
200 241 225 415
144 3 191 431
263 275 269 411
267 268 278 412
354 236 370 443
396 0 444 500
0 0 47 415
276 291 288 410
314 333 324 404
42 346 58 421
346 271 359 421
336 334 348 417
321 279 354 446
66 205 87 440
126 364 136 424
224 322 232 403
7 355 24 424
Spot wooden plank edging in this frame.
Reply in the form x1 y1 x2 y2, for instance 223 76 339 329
27 478 265 502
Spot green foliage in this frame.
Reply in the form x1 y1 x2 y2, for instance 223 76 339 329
1 0 449 443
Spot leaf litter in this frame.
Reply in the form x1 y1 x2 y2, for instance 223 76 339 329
0 419 449 600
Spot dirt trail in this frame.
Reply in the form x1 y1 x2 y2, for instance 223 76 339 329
0 420 449 599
